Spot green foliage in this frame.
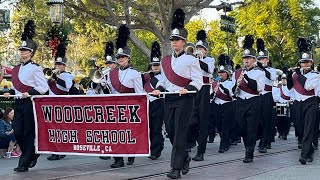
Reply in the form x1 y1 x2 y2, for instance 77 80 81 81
233 0 320 68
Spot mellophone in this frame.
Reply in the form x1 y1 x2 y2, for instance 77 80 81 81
275 103 290 117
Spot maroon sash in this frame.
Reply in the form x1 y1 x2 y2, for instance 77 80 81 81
264 85 272 92
143 73 154 93
48 80 68 95
110 68 135 93
277 85 290 100
11 65 32 93
203 77 209 84
235 69 259 95
162 56 191 87
292 74 314 96
212 81 232 101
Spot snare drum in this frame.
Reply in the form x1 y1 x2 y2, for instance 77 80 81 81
276 103 290 117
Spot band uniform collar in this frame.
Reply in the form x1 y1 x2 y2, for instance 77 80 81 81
120 65 130 70
22 60 32 66
173 51 185 58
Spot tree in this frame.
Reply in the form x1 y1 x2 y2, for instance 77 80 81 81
65 0 218 57
233 0 320 67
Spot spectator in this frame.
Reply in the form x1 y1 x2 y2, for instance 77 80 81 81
0 107 21 158
2 85 9 92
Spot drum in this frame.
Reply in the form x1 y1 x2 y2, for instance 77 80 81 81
276 103 290 117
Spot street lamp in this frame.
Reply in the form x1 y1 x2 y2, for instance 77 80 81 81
47 0 64 25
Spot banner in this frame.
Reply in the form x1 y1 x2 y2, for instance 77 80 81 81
32 94 150 157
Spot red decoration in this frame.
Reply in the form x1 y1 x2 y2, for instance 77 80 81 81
48 37 60 57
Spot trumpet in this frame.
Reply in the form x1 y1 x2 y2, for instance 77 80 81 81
43 68 60 79
91 67 111 84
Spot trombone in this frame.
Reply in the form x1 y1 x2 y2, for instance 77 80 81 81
43 68 60 79
91 67 111 83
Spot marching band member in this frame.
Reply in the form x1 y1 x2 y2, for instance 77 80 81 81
211 54 234 153
186 30 214 161
46 43 76 161
152 8 203 179
4 20 49 172
107 25 144 168
272 69 291 140
98 41 116 161
286 38 320 164
232 35 265 163
142 41 164 160
256 38 277 153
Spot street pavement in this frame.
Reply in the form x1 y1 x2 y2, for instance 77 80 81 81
0 130 319 180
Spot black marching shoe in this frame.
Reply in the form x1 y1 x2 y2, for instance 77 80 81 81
182 155 191 175
59 155 66 159
110 160 124 168
167 169 181 179
99 156 111 160
218 148 225 153
192 153 204 161
14 166 28 172
148 155 160 160
127 157 135 165
283 136 287 140
307 152 314 162
299 158 307 165
266 144 271 149
47 154 61 161
258 147 267 153
29 154 40 168
243 150 253 163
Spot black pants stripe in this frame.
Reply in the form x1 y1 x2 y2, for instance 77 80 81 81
295 96 318 159
235 96 261 151
186 85 210 153
214 102 234 149
164 95 194 170
149 99 164 156
259 93 274 148
13 99 37 168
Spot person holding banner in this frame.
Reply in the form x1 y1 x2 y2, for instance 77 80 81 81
107 25 144 168
152 8 203 179
142 41 164 160
4 20 49 172
47 43 75 161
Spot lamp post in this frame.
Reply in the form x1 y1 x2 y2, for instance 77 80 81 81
47 0 64 25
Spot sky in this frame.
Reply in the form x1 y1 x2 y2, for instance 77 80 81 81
195 0 320 22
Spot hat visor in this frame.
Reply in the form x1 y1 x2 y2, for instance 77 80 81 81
105 61 116 64
299 58 313 62
218 70 228 73
169 35 186 41
242 55 257 59
55 62 66 65
151 62 161 66
195 44 207 51
19 47 33 52
257 56 268 60
115 53 130 58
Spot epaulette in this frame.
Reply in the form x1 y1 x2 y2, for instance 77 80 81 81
129 67 139 72
311 71 319 74
185 52 196 57
254 66 264 71
31 62 40 66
